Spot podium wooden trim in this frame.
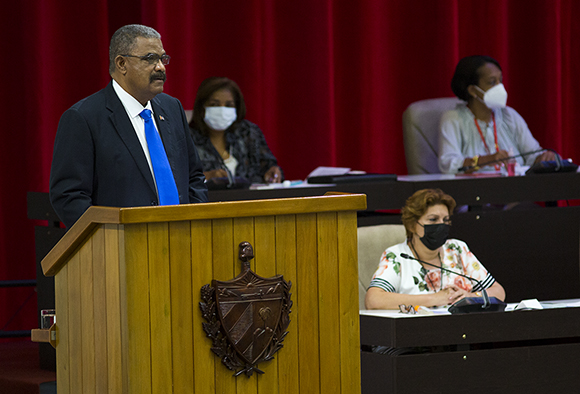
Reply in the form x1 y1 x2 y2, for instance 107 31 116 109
42 194 366 394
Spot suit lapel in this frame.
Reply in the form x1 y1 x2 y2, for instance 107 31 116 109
104 82 157 194
151 99 175 162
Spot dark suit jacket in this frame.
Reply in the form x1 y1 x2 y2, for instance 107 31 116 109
49 81 208 228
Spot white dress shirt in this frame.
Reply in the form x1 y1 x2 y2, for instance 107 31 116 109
112 79 158 185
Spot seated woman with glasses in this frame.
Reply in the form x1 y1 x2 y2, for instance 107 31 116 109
365 188 505 310
189 77 283 184
438 55 555 174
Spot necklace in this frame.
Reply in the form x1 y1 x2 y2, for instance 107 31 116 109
409 240 443 291
473 113 501 171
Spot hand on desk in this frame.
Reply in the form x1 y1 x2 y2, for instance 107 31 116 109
436 285 468 306
534 150 557 163
204 169 228 180
481 150 510 168
264 166 282 183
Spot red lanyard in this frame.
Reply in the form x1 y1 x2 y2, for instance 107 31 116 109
473 113 501 170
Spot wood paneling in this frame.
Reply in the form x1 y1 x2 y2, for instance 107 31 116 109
92 227 108 393
254 216 279 393
67 252 83 394
55 263 69 394
191 219 215 394
124 223 152 394
169 221 194 392
148 222 173 393
104 224 124 393
212 218 237 394
232 217 258 394
275 215 299 394
296 213 320 394
337 211 362 393
119 195 366 225
48 195 363 393
316 212 341 391
79 237 96 394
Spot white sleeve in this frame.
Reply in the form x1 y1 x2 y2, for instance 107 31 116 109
504 107 542 166
368 247 403 293
438 110 466 174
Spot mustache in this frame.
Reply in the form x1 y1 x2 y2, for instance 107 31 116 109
150 72 166 83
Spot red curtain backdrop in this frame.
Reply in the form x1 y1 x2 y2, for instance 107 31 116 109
1 0 579 332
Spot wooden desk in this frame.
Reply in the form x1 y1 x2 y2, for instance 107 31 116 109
210 173 580 302
29 172 580 214
208 172 580 210
360 305 580 393
28 171 580 302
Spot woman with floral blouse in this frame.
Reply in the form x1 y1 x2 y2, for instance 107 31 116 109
365 188 505 310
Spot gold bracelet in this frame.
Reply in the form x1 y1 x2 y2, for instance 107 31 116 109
472 155 480 170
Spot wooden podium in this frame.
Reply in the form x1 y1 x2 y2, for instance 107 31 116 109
40 194 366 394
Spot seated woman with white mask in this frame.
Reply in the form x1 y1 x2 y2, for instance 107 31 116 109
438 55 555 174
189 77 283 183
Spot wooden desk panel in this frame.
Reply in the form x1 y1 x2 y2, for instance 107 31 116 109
207 172 580 210
362 342 580 394
360 307 580 394
360 307 580 348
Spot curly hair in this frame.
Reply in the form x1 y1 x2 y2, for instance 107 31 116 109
401 189 456 239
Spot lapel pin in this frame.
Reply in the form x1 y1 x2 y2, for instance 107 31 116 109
159 115 165 121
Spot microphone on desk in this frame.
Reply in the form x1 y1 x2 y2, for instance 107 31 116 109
525 149 579 174
399 253 506 314
457 148 548 173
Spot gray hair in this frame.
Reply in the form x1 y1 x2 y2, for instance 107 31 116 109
109 24 161 74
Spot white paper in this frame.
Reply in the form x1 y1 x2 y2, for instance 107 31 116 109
514 298 543 310
306 166 351 179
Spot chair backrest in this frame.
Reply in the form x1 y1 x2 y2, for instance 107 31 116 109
184 110 193 123
402 97 463 174
357 224 407 309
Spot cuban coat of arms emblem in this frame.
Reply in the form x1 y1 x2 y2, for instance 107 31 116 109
199 241 292 377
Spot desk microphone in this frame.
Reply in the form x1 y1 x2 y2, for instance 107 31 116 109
457 148 553 172
399 253 506 314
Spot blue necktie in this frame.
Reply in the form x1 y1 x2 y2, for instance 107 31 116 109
139 109 179 205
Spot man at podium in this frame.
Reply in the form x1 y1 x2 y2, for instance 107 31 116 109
49 24 208 228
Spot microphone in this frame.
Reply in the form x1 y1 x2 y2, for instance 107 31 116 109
399 253 506 314
457 148 551 172
525 149 578 174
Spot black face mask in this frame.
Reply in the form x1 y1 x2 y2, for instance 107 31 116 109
418 223 450 250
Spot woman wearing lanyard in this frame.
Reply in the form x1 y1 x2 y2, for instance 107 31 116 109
438 55 555 174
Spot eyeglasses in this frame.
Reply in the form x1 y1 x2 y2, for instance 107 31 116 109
399 304 418 314
121 53 171 66
419 218 452 226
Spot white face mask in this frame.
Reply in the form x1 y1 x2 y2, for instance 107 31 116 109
204 106 237 131
475 83 508 109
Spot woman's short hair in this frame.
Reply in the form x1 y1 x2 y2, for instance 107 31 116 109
189 77 247 136
451 55 502 101
401 189 456 239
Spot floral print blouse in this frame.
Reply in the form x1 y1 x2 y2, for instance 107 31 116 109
368 239 496 294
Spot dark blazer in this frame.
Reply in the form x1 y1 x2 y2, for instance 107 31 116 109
49 81 208 228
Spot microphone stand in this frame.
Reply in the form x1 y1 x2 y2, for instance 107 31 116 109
457 148 553 173
400 253 491 310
